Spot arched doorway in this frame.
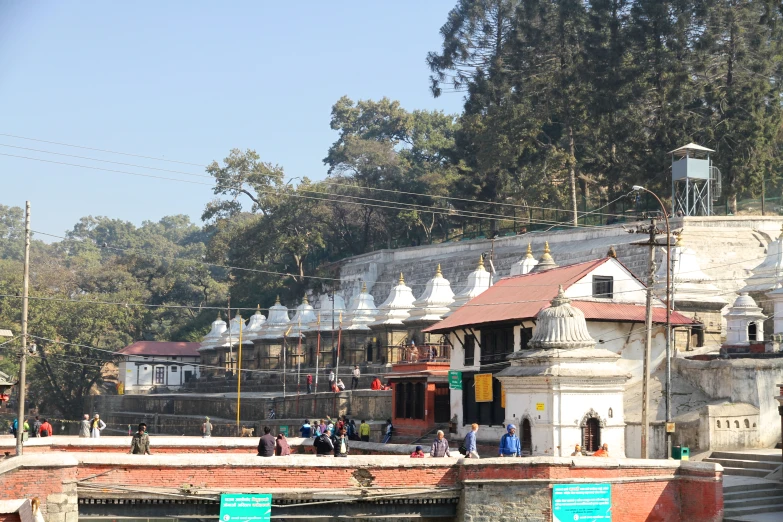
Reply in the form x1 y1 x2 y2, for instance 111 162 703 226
366 342 373 363
748 322 758 342
521 418 532 455
582 418 601 452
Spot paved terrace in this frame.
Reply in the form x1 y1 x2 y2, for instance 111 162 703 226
0 437 723 522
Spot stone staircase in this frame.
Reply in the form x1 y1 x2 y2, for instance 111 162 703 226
722 481 783 520
705 451 781 478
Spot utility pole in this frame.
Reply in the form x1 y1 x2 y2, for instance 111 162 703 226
331 291 336 374
16 201 30 456
641 218 656 459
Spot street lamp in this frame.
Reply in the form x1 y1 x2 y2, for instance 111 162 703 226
632 185 673 457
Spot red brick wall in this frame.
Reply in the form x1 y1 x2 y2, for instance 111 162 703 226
0 465 76 515
0 514 21 522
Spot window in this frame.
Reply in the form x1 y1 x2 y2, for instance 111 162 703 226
592 276 614 298
462 373 505 426
154 367 165 384
520 327 533 350
479 326 514 365
464 334 475 366
171 366 178 372
748 322 758 342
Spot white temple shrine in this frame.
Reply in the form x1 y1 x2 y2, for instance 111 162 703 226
287 296 316 338
509 243 539 276
449 257 491 313
531 242 558 272
405 264 455 325
261 297 291 339
724 293 767 346
497 286 630 456
346 283 379 330
244 306 267 341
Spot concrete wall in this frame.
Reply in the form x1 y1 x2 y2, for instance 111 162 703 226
88 390 392 436
0 451 723 522
625 421 668 459
674 357 783 447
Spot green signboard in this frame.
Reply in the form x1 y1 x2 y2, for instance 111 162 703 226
448 370 462 390
219 493 272 522
552 483 611 522
279 425 289 437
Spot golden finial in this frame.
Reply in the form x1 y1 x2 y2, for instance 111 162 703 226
399 272 405 285
256 304 261 312
317 312 321 325
275 295 281 305
526 243 533 258
675 233 683 247
361 281 367 293
478 255 485 269
436 264 442 276
544 241 551 254
607 246 617 258
303 294 309 305
339 311 343 324
217 312 222 320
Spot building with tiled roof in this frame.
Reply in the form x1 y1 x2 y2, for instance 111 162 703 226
117 341 201 394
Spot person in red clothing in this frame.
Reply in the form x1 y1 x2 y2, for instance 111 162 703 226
39 418 53 437
371 377 382 390
306 374 313 394
410 445 425 458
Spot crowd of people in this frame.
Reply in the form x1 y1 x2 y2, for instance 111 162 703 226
303 366 391 394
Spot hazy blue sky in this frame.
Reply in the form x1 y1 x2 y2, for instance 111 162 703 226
0 1 464 237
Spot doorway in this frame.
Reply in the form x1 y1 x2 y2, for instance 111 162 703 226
582 418 601 452
434 384 450 423
521 418 532 455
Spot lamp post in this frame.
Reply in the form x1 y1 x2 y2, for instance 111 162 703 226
632 185 672 458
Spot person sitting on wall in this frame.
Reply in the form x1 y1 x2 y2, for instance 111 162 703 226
336 378 346 391
592 443 610 457
371 377 382 390
571 444 586 456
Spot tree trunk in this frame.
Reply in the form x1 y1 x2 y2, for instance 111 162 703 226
568 125 578 226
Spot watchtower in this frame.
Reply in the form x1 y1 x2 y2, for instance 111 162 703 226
670 143 721 216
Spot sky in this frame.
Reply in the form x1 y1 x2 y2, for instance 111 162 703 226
0 0 464 238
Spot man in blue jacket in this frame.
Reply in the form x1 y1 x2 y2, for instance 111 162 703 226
499 424 522 457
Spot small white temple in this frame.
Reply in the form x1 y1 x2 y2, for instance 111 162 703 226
370 273 417 327
199 314 227 352
724 293 767 346
307 293 347 331
287 296 316 339
743 225 783 293
509 243 539 276
496 286 630 457
222 314 253 346
346 283 379 330
657 234 727 312
405 264 455 324
244 306 267 341
450 257 491 313
531 242 558 272
261 297 291 339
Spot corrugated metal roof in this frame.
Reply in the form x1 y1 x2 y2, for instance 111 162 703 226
117 341 201 357
424 258 692 332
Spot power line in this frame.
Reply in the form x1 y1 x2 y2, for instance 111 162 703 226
0 135 639 218
0 133 206 167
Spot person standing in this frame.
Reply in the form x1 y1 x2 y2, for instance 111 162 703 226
348 420 358 440
328 370 335 390
90 414 106 438
351 366 360 390
306 374 313 394
79 414 91 438
201 417 212 438
464 423 479 459
382 419 393 443
257 426 276 457
129 423 152 455
314 429 334 457
32 416 41 438
430 430 451 457
499 424 522 457
332 427 349 457
39 419 53 438
359 419 370 442
267 407 276 420
299 419 312 438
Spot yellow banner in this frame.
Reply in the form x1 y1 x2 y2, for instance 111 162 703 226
501 386 506 408
474 373 493 402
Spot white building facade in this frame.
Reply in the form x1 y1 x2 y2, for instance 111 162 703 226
118 341 201 394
